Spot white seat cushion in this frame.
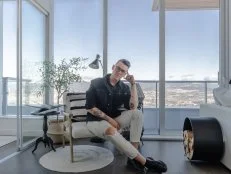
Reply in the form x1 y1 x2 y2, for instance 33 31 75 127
65 122 94 138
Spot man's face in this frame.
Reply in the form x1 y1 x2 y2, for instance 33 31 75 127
111 61 129 81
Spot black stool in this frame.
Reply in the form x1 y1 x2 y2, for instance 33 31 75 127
32 111 60 153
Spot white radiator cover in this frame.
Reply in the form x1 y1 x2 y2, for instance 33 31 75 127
0 116 44 136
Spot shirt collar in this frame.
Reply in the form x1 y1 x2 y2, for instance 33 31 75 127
104 74 123 88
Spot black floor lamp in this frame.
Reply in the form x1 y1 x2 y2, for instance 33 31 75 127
89 54 103 69
88 54 105 143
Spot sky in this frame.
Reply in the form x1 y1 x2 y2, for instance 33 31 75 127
3 0 45 82
2 0 219 82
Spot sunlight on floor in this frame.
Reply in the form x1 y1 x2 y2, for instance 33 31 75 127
0 136 16 147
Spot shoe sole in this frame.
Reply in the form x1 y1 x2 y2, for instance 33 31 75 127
146 157 167 173
127 159 147 173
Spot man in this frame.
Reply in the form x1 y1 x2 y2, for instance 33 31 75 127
86 59 167 173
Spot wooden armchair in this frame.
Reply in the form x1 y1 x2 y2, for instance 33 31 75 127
62 83 145 162
62 92 95 162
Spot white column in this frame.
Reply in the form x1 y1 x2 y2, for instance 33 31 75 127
47 0 54 105
219 0 230 88
159 0 165 135
103 0 108 76
17 0 23 150
229 1 231 84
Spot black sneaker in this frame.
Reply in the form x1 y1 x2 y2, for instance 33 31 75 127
145 157 167 173
127 158 147 173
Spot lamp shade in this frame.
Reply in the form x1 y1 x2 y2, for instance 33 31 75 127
89 59 99 69
89 54 101 69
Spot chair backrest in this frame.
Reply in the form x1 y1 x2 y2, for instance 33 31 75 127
63 92 87 122
63 83 145 121
124 82 145 110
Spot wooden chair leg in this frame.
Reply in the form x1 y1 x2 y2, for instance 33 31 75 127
62 134 65 148
69 123 74 163
62 124 65 148
70 136 74 162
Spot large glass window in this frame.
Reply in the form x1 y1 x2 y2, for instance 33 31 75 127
108 0 159 134
2 1 46 116
22 0 46 107
54 0 103 83
165 7 219 131
21 0 46 143
3 1 16 78
0 0 48 150
52 0 220 136
0 0 2 118
3 1 17 115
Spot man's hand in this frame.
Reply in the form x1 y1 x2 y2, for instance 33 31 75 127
126 73 138 110
107 117 120 130
125 73 135 85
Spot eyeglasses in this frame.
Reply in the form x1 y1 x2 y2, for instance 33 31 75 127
115 65 127 74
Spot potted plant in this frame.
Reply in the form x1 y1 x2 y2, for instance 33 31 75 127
38 57 88 107
38 57 88 143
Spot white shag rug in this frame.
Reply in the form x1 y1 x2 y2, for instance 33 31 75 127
39 145 114 173
0 136 16 147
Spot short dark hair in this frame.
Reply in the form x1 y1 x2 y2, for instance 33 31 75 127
117 59 131 68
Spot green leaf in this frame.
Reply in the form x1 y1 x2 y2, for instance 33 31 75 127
38 57 88 105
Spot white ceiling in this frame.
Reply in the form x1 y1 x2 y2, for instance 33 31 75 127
152 0 219 11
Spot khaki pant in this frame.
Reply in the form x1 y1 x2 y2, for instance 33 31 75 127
86 110 143 159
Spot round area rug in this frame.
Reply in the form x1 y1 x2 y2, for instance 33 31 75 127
39 145 114 173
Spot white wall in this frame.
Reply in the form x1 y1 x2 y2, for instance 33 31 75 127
0 117 43 136
220 0 231 87
32 0 52 12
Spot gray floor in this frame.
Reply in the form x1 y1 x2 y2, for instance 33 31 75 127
0 136 36 160
0 139 230 174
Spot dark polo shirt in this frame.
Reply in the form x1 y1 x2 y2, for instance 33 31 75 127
86 74 131 121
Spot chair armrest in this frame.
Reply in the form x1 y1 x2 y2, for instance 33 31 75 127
63 112 73 121
71 117 87 122
63 112 73 130
63 112 74 141
64 112 87 122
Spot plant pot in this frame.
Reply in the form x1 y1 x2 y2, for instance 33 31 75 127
47 120 69 144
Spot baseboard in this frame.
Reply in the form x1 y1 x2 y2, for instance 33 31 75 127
142 135 183 141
